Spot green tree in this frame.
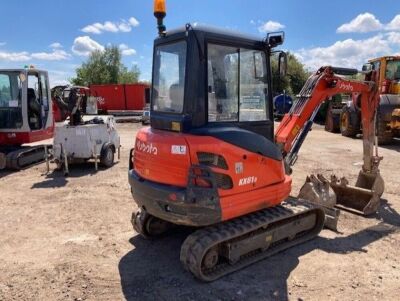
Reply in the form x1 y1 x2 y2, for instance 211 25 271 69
70 46 140 86
119 65 141 84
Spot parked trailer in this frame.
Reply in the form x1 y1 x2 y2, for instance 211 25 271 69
90 83 150 114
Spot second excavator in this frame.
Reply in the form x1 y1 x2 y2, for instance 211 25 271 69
128 0 385 281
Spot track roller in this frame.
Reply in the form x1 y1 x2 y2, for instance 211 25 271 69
180 198 325 282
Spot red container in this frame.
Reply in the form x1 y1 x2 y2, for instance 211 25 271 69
90 83 150 112
125 84 149 110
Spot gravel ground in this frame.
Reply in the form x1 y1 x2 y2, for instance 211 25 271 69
0 123 399 301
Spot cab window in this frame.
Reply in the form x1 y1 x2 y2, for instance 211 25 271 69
152 41 187 113
207 43 268 122
385 60 400 80
0 72 23 129
40 74 49 110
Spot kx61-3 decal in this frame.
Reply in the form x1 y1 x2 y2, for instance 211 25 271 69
238 176 257 186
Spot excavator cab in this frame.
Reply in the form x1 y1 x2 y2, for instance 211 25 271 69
0 68 54 169
150 24 285 141
0 68 53 143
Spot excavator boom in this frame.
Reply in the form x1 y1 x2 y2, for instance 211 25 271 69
276 66 384 215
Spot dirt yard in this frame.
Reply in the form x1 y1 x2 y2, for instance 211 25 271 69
0 123 399 301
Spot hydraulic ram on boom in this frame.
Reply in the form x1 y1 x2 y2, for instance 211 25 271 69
275 66 384 215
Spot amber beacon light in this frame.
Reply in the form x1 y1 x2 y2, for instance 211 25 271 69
154 0 167 36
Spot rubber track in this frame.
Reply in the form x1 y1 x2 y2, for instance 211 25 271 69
6 146 46 170
180 198 325 282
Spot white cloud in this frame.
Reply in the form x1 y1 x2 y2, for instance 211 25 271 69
386 15 400 31
0 51 31 62
337 12 383 33
295 34 391 71
118 22 131 32
0 42 6 47
49 42 63 49
387 32 400 44
81 23 102 34
72 36 104 56
0 48 70 62
119 44 136 56
82 17 140 34
31 49 70 61
258 21 285 33
82 21 118 34
47 67 79 87
129 17 139 27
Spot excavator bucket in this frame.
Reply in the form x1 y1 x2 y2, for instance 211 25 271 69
299 171 384 227
330 171 384 216
298 174 340 231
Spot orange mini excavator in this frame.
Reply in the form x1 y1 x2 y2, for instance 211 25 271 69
128 0 384 281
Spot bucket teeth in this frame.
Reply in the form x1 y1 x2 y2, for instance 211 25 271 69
298 174 340 231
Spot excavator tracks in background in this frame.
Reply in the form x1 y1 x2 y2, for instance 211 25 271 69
180 198 325 282
5 146 48 170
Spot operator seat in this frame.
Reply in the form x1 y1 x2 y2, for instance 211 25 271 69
169 83 184 111
27 88 41 130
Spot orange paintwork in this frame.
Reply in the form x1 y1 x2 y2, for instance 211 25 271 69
134 127 191 187
221 175 291 221
133 127 291 221
184 134 290 220
275 67 380 157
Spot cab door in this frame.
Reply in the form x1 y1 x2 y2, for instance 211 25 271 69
27 71 51 130
38 72 51 129
206 43 274 141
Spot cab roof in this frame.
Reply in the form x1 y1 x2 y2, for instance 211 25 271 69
156 23 267 48
0 68 47 73
368 56 400 63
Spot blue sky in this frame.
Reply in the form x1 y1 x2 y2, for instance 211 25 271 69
1 0 400 86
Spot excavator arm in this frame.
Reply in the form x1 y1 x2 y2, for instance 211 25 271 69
275 66 384 217
275 66 381 174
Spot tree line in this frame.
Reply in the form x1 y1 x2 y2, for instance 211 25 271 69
71 46 310 97
70 46 141 86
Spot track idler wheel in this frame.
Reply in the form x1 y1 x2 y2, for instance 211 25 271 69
132 209 173 239
203 247 219 269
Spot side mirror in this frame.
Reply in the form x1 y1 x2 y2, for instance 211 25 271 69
278 52 287 78
266 31 285 48
362 63 373 72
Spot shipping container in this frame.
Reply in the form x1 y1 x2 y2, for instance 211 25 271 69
90 83 150 113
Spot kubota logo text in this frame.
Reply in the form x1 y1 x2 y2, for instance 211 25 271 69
339 82 354 92
136 140 158 155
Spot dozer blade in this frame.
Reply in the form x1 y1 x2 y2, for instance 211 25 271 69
298 174 340 231
330 171 384 216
